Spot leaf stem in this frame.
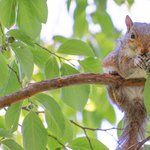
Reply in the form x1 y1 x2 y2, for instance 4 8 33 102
0 23 5 51
7 64 23 88
48 134 66 149
34 42 74 66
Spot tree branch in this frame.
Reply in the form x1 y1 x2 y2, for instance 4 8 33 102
0 73 146 108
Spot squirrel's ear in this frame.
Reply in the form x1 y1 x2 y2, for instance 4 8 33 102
125 15 133 32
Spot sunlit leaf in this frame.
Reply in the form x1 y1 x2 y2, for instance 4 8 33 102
1 146 10 150
0 117 7 130
2 139 24 150
0 0 16 29
28 0 48 23
0 128 14 138
74 2 88 38
68 137 109 150
144 75 150 117
102 104 116 124
114 0 125 6
44 56 59 79
45 110 74 143
117 119 123 138
30 46 51 71
0 61 20 97
0 53 8 88
127 0 134 7
79 57 102 73
53 36 68 43
5 101 23 133
33 93 65 135
91 11 114 35
17 0 41 40
67 0 72 11
22 111 48 150
7 29 35 48
61 63 90 111
10 42 34 81
47 136 62 150
57 39 94 57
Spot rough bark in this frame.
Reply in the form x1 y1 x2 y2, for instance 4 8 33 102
0 73 146 108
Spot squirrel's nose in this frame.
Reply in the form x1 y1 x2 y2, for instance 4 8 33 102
141 45 148 54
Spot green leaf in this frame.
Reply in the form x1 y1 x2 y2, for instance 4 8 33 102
61 63 90 111
7 29 35 48
44 56 59 79
0 116 7 129
102 104 116 124
68 137 109 150
67 0 72 11
114 0 125 5
10 42 34 81
0 128 14 138
91 11 114 35
5 101 23 133
94 33 115 58
33 93 65 135
1 139 24 150
0 0 16 29
28 0 48 23
79 57 102 73
30 46 51 71
0 53 8 88
117 119 123 138
144 75 150 116
57 39 94 57
74 9 88 38
1 146 10 150
17 0 41 40
47 135 62 150
0 61 20 97
127 0 134 7
53 36 68 43
45 110 74 143
22 111 48 150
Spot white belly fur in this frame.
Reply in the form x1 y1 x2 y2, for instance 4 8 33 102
103 67 147 101
124 68 146 101
123 86 144 102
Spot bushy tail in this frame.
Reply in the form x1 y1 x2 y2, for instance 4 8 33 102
118 121 144 149
118 101 147 150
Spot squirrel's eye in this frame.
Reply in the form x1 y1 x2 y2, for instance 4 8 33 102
131 32 135 39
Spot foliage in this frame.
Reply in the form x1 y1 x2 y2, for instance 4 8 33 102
0 0 147 150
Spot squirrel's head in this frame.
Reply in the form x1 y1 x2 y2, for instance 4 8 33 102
125 15 150 55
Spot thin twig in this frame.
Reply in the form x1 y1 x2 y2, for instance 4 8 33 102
136 136 150 150
48 134 66 149
0 23 5 51
83 128 93 150
70 120 123 131
70 120 120 146
7 64 23 88
34 42 53 54
70 120 94 149
34 42 73 64
22 106 45 114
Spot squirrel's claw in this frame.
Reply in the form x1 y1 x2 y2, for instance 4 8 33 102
145 55 150 70
134 55 146 70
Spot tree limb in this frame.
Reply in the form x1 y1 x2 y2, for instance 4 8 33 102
0 73 146 109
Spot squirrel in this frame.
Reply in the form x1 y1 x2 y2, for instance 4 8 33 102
102 15 150 150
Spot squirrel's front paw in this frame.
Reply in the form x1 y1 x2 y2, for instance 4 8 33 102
146 55 150 71
134 54 146 70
